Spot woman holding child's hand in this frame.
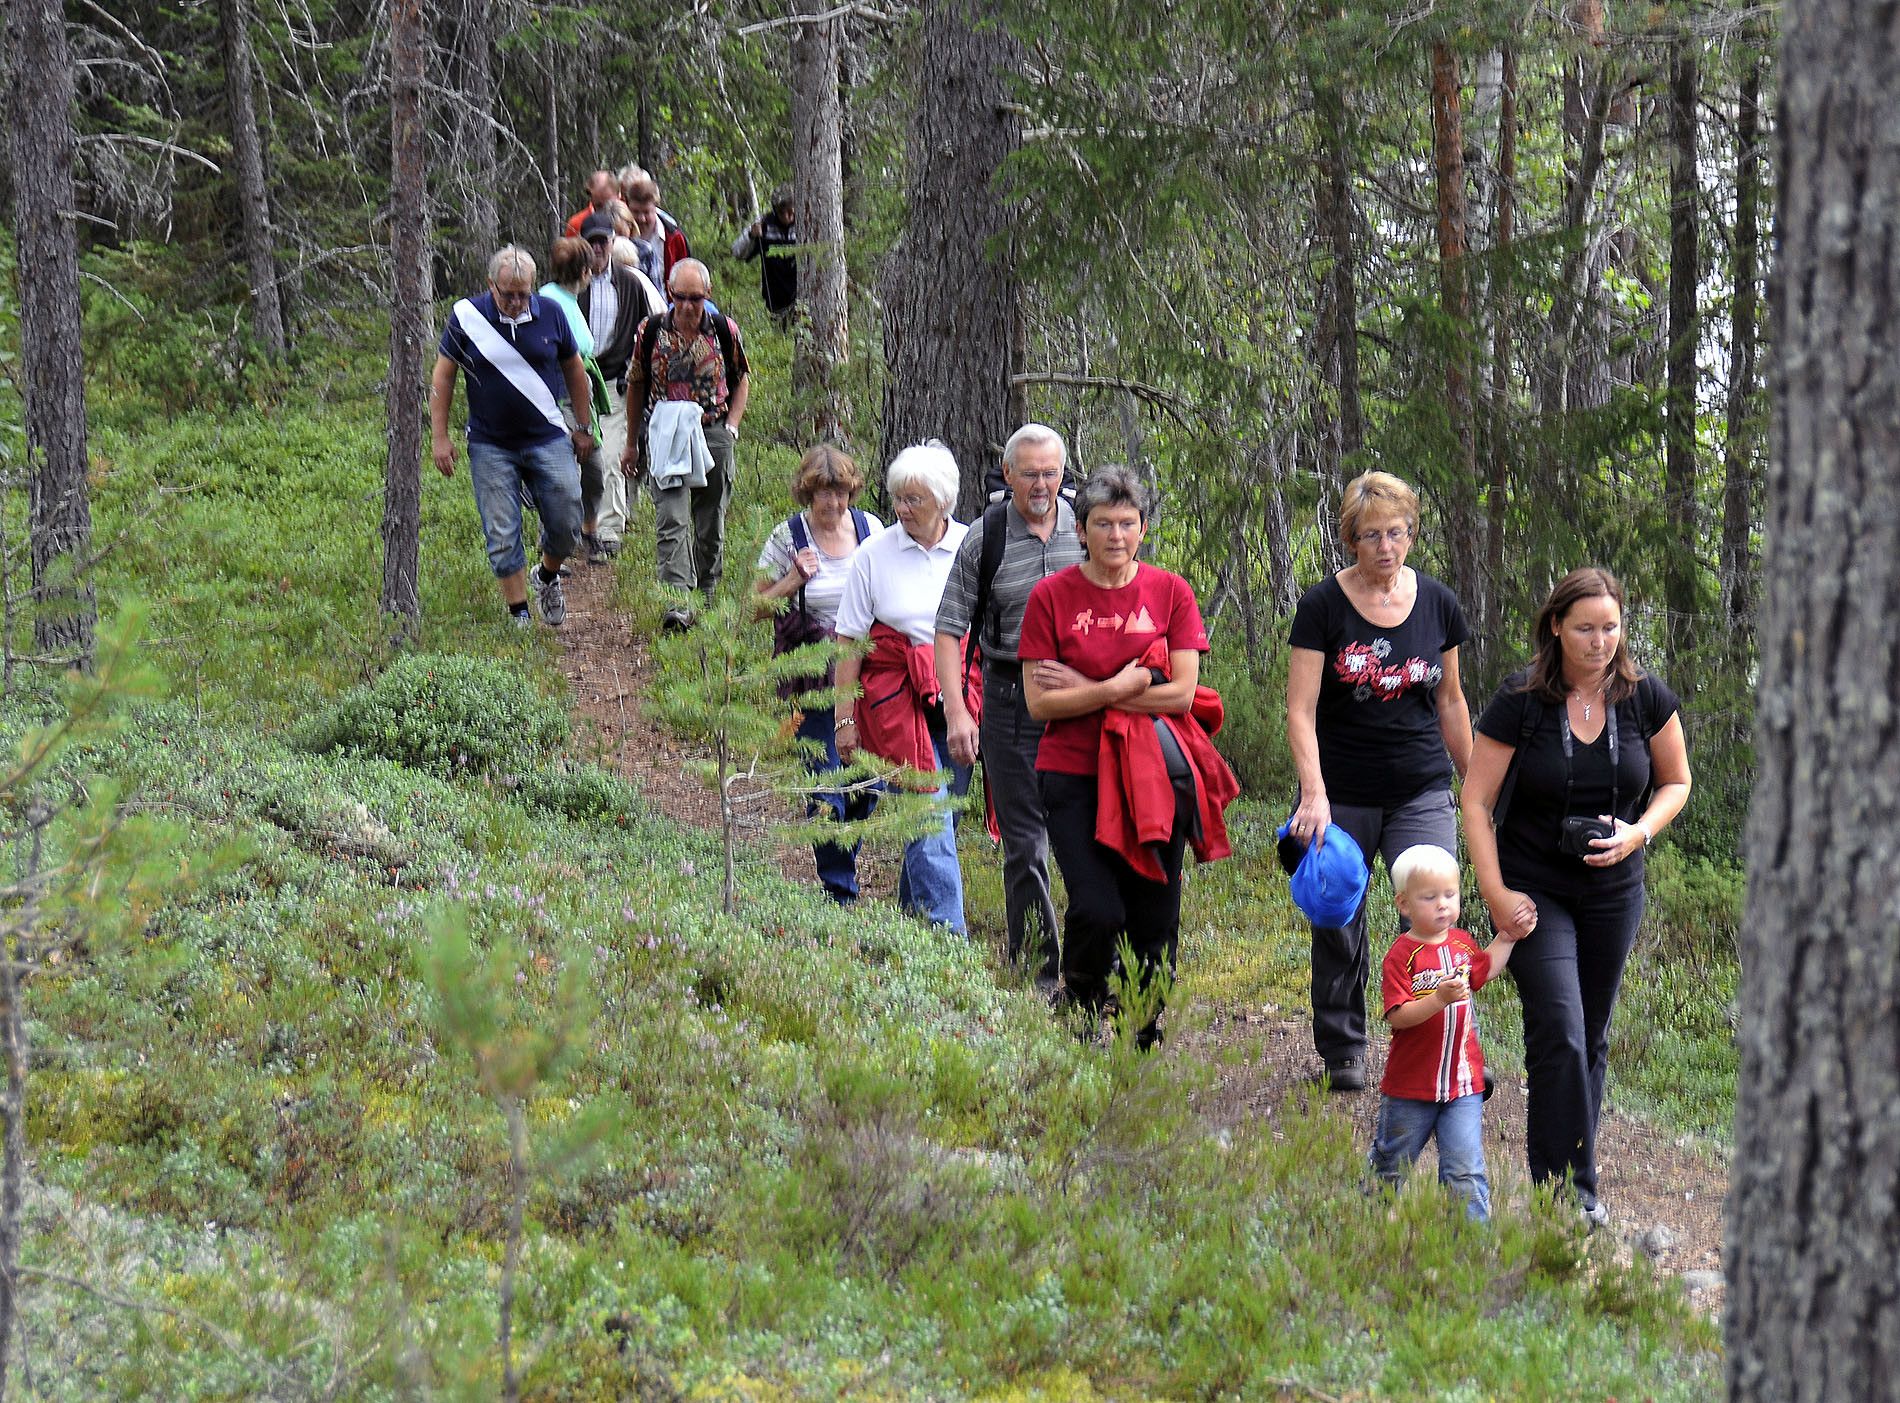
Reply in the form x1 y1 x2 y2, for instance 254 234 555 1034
1460 568 1691 1229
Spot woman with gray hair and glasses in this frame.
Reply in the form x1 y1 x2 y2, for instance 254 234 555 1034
832 442 977 932
1285 470 1473 1092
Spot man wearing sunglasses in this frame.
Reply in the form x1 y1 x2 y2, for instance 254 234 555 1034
622 259 750 632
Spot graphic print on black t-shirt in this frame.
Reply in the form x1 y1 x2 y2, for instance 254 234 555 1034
1288 572 1471 807
1332 637 1445 702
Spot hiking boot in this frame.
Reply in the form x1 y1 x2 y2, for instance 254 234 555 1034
661 605 694 633
1323 1057 1366 1093
598 536 621 560
536 570 567 628
584 532 610 565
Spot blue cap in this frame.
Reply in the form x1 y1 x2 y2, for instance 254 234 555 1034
1275 818 1369 928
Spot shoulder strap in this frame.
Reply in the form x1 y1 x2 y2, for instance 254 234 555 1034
1490 688 1543 831
787 512 809 552
636 314 660 387
713 315 740 394
962 502 1012 679
850 507 871 543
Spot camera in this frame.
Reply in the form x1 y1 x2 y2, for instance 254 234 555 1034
1559 816 1615 857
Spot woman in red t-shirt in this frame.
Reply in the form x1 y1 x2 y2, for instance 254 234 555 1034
1018 467 1210 1047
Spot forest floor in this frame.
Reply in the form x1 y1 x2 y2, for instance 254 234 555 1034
555 555 1730 1313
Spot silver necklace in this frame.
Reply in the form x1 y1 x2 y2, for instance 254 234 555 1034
1571 687 1604 722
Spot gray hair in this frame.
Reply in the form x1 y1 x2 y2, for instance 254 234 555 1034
668 257 712 293
487 245 536 283
1002 422 1067 473
885 440 960 512
1073 465 1151 525
618 163 657 200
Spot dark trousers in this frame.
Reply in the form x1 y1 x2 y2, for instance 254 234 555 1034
980 668 1058 974
1308 787 1458 1066
1506 879 1646 1199
1041 768 1193 1045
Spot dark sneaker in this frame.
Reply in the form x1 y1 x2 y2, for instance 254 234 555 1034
583 532 610 565
599 537 621 559
1324 1057 1366 1093
661 606 694 633
1578 1191 1609 1231
536 570 566 628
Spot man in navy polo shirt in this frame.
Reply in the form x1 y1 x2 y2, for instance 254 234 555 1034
430 245 594 627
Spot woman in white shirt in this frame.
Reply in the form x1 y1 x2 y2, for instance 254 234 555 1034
831 442 975 933
755 447 883 904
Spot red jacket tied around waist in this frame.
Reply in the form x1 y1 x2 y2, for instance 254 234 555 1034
1095 640 1240 881
855 622 980 781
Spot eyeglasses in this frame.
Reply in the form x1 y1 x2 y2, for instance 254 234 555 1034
893 494 935 510
1013 469 1062 484
1355 526 1412 546
671 292 706 304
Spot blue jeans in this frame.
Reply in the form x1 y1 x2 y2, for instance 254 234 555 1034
468 435 582 577
797 704 869 903
1368 1092 1490 1222
895 726 971 934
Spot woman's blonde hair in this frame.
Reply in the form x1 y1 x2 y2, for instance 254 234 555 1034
791 445 864 505
1338 471 1421 550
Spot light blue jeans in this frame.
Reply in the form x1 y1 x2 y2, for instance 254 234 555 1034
896 727 972 934
1369 1092 1491 1222
468 435 582 577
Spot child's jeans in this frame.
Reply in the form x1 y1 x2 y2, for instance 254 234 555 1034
1369 1092 1490 1222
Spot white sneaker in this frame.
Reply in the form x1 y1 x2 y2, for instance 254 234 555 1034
536 570 566 628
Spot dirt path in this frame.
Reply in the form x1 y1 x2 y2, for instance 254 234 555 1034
556 558 1729 1308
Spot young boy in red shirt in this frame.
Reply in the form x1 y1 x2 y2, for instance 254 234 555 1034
1370 843 1522 1222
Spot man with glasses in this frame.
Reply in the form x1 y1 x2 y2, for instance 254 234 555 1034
933 424 1086 985
430 245 592 628
622 258 750 631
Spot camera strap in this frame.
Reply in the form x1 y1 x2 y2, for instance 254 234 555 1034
1557 700 1619 819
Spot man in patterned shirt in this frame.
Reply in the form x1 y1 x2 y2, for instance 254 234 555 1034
621 258 750 631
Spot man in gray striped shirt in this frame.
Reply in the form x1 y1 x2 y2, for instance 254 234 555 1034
934 424 1086 982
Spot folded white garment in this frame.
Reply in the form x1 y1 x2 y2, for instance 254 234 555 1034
647 400 713 490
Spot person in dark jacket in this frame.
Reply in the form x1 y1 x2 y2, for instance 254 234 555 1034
1019 467 1233 1048
576 212 663 560
733 185 798 325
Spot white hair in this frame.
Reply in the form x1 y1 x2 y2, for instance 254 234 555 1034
487 244 535 282
610 236 640 270
885 440 960 511
1390 844 1460 895
1003 422 1067 472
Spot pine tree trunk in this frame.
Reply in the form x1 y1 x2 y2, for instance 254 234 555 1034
1430 43 1483 614
1720 39 1763 646
1663 36 1700 682
880 0 1021 517
791 0 848 442
1311 56 1363 577
381 0 427 627
1727 2 1900 1391
1478 44 1516 693
7 0 95 664
219 0 286 357
543 50 561 240
0 956 25 1398
456 0 498 287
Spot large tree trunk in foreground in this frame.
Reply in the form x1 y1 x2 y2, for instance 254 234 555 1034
1726 4 1900 1397
381 0 427 626
8 0 95 664
791 0 848 442
219 0 287 357
880 0 1021 517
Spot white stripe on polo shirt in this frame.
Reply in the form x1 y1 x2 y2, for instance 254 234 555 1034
452 299 566 435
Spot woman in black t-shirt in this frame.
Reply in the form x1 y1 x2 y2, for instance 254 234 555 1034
1460 567 1692 1227
1286 471 1473 1091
